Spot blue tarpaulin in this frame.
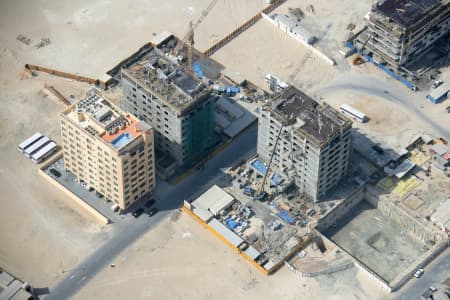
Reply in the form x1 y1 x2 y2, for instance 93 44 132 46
192 61 204 79
271 173 283 185
251 159 283 185
226 217 242 230
278 210 296 225
251 159 267 175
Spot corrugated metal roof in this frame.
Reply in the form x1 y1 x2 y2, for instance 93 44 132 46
244 246 261 260
192 206 213 223
10 289 32 300
208 218 244 247
431 144 448 156
0 272 14 288
0 280 22 300
192 185 234 215
263 260 276 271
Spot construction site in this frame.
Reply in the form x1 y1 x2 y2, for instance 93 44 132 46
348 0 450 89
2 0 450 299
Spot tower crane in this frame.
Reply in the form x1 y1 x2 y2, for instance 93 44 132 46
257 124 285 198
175 0 219 69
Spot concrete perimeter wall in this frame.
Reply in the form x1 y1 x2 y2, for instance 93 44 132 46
285 259 354 278
316 186 365 232
261 13 336 66
38 153 109 225
366 193 446 244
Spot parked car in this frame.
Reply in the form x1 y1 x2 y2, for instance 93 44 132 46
111 204 119 212
132 208 144 218
414 268 424 278
254 191 268 202
147 207 158 217
49 168 61 178
144 199 155 208
432 80 443 89
243 186 255 196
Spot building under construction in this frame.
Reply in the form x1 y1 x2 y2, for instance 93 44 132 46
361 0 450 71
120 34 220 178
257 87 352 202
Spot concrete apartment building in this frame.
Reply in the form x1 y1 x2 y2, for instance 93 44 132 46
60 89 155 210
363 0 450 70
120 37 216 179
257 87 352 201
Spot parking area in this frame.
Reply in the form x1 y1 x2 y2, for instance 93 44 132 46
42 157 159 223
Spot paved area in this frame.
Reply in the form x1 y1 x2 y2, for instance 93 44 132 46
45 123 258 299
390 248 450 300
323 201 428 283
44 157 124 223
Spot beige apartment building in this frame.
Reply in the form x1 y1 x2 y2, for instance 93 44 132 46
60 89 155 210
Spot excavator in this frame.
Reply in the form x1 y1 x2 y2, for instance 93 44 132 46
352 36 371 66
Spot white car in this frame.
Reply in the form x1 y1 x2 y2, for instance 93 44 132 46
414 268 424 278
432 80 443 89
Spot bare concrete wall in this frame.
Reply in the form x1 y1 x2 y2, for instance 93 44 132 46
316 186 365 231
366 193 446 244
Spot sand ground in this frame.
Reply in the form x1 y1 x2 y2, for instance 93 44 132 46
75 212 382 300
0 0 277 291
0 0 448 297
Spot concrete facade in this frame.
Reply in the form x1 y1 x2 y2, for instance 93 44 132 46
257 87 352 201
120 39 216 178
60 89 155 210
364 0 450 69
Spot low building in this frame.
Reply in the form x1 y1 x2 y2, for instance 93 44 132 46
271 13 317 45
214 97 257 138
60 89 155 210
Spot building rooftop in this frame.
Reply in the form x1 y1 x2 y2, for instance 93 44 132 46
62 90 151 150
268 87 351 145
374 0 441 27
120 35 223 114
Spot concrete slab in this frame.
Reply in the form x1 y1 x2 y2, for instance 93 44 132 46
323 201 428 282
404 196 424 211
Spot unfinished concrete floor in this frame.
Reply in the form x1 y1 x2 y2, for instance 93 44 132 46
323 201 427 282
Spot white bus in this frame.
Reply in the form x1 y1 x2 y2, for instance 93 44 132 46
24 136 50 158
31 142 57 164
340 104 368 123
18 132 43 153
